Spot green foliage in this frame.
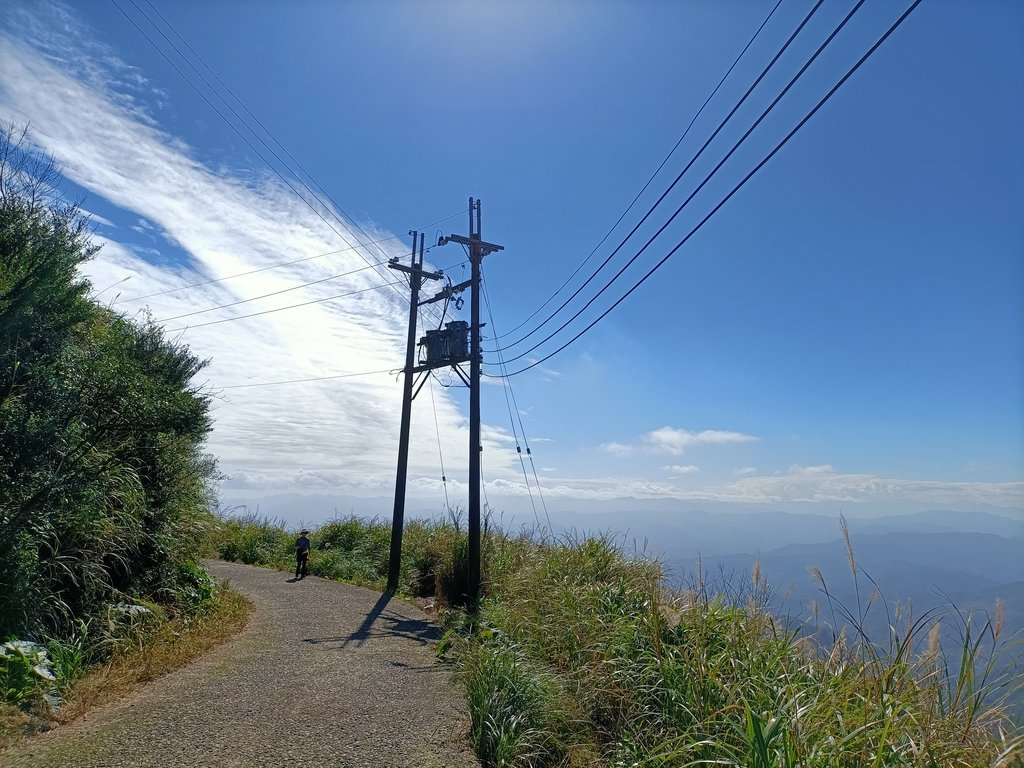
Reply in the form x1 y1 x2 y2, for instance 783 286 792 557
0 641 57 708
461 624 568 768
461 533 1024 768
44 620 96 694
209 512 472 601
0 124 221 708
211 513 292 567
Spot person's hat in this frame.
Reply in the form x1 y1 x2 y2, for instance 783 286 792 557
300 528 310 534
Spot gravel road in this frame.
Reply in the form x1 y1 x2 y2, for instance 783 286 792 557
2 560 478 768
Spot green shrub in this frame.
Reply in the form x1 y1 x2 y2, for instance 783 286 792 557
44 620 96 693
462 623 568 768
0 640 57 709
214 515 291 566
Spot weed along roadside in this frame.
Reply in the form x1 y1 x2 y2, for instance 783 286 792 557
210 513 1024 768
0 584 251 753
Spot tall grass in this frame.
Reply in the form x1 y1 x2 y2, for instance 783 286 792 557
209 513 1023 767
207 511 473 602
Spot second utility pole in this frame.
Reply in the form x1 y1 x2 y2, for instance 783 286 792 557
439 198 503 604
386 231 442 592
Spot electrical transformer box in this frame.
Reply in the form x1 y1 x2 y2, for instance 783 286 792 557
419 320 471 366
445 321 469 359
421 329 447 365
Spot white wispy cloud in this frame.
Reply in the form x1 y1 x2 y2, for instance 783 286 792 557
0 7 517 500
663 465 700 475
599 441 635 457
480 467 1024 508
485 476 685 501
80 207 115 228
693 465 1024 506
643 427 758 455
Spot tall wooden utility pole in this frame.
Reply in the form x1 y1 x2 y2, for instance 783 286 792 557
438 198 504 604
386 231 442 592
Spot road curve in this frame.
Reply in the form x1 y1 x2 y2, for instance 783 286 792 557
3 560 477 768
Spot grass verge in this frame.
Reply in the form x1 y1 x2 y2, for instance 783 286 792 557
0 585 251 752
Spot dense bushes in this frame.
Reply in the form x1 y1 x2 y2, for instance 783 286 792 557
0 125 221 710
207 512 472 601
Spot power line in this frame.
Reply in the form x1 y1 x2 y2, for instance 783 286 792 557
112 0 447 325
164 279 405 333
109 0 390 284
490 0 785 343
481 268 551 530
489 0 863 365
480 270 539 525
116 209 467 304
490 0 924 378
158 260 404 323
484 0 827 356
427 375 451 512
155 252 467 324
217 368 395 389
135 0 409 284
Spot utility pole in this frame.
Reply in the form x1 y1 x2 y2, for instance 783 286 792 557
386 231 442 592
438 198 504 604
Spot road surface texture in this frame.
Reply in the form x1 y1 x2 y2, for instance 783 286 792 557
3 560 477 768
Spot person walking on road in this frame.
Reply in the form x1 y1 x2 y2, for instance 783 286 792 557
295 528 311 579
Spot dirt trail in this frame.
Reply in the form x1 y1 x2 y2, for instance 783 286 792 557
2 560 477 768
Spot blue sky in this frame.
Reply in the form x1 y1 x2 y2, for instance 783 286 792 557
1 0 1021 518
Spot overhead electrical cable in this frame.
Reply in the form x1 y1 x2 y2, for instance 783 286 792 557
480 272 539 525
489 0 865 366
427 376 452 513
479 453 491 519
490 0 785 343
112 0 447 324
490 0 924 378
164 280 404 333
111 0 393 287
118 240 398 305
484 0 827 355
481 269 551 530
217 368 394 389
116 209 467 304
135 0 411 280
155 252 467 324
157 260 413 322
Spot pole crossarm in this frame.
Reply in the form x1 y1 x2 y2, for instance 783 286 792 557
387 257 443 281
410 356 470 375
440 233 504 257
419 278 472 307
